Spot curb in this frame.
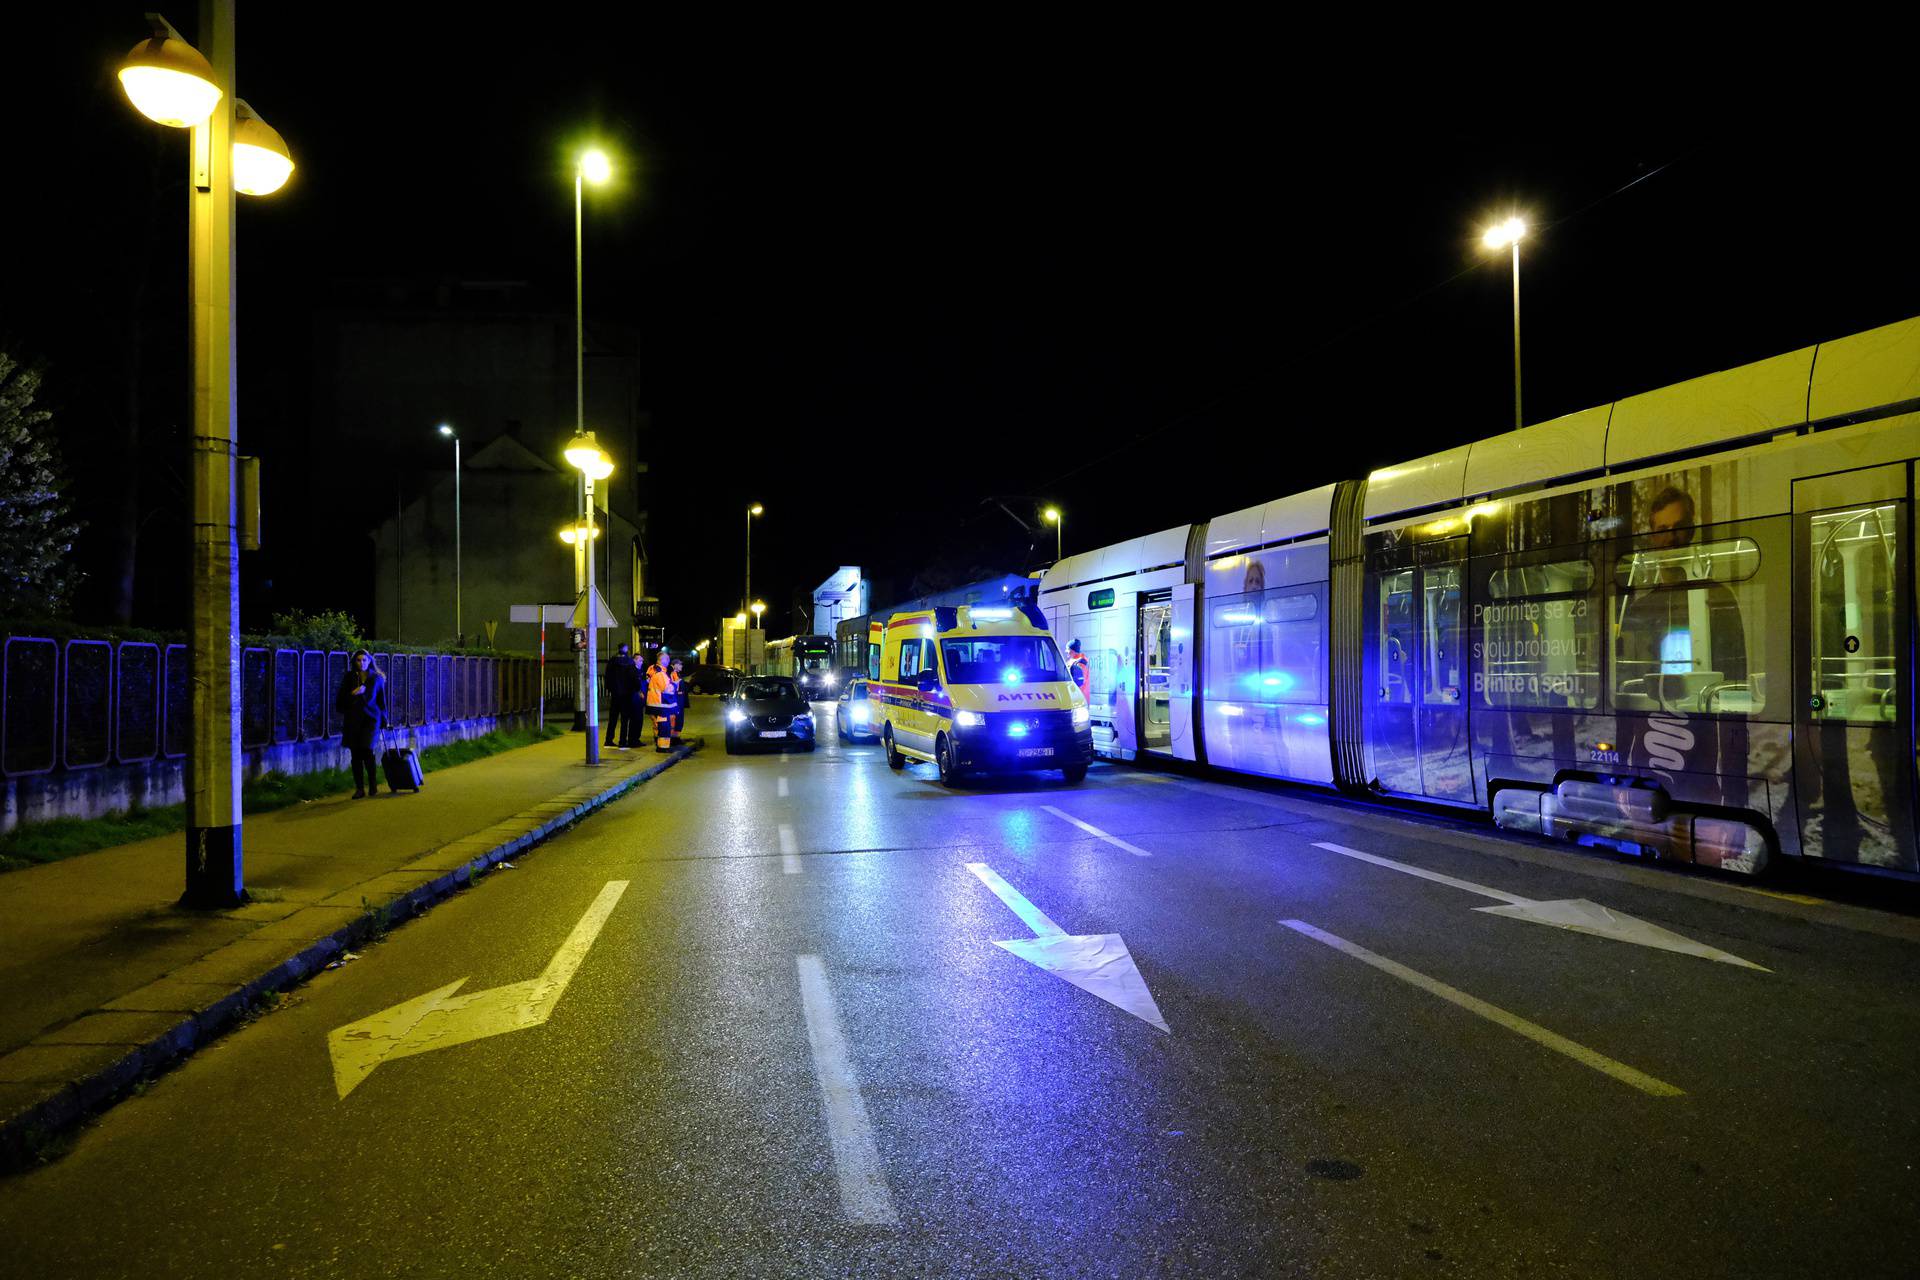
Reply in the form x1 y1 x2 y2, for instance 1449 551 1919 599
0 737 702 1172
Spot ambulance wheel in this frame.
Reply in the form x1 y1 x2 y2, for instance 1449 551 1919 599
936 734 967 788
883 727 906 770
1061 761 1088 783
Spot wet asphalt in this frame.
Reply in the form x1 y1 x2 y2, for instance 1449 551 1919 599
2 698 1918 1279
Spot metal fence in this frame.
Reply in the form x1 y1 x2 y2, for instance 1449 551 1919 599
0 638 546 778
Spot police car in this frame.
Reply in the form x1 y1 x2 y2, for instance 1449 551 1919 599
870 604 1092 786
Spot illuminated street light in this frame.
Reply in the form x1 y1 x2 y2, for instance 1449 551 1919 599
751 601 766 629
1480 214 1528 429
117 17 220 127
558 523 603 544
745 503 764 618
1042 505 1062 561
437 425 461 645
117 5 294 907
565 431 614 766
231 100 293 194
570 146 614 737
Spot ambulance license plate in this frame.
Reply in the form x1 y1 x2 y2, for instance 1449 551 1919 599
1017 747 1055 758
758 730 787 738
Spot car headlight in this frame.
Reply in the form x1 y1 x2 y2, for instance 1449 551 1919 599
954 710 985 728
1072 704 1089 727
823 674 836 686
851 704 870 722
727 708 746 724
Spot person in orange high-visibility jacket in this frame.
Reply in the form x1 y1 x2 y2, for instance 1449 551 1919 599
1067 639 1091 702
646 650 674 751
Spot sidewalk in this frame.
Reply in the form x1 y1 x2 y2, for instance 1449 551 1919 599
0 725 702 1166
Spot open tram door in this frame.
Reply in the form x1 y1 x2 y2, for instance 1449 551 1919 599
1136 586 1195 758
1791 462 1918 873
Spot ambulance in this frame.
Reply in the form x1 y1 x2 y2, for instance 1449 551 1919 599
870 603 1093 785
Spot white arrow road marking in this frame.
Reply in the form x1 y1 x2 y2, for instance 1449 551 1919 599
328 880 629 1099
797 956 899 1226
965 862 1169 1032
1282 920 1684 1097
1310 841 1768 971
1042 805 1152 856
780 823 802 874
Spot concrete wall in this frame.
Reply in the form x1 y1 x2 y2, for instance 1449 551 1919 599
1 712 535 833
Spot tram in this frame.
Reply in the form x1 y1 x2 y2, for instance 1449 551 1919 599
767 633 839 698
1037 314 1920 879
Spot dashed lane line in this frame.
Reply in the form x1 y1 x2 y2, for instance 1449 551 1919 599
1281 919 1685 1098
1042 805 1152 857
796 955 900 1225
780 823 802 874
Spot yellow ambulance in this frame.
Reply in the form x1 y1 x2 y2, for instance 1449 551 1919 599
870 603 1092 785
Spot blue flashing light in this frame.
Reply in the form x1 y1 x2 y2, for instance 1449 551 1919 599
1002 667 1023 685
1294 711 1327 726
1008 722 1029 738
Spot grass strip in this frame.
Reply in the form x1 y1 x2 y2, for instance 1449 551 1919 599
0 724 568 873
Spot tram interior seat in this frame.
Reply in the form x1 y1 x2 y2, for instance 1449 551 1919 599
1614 669 1726 712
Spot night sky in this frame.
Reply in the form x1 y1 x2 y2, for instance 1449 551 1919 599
11 14 1916 644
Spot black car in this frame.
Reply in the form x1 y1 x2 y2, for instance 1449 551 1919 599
723 676 816 753
683 663 738 696
834 678 877 742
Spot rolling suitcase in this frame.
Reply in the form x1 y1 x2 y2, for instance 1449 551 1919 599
381 746 424 793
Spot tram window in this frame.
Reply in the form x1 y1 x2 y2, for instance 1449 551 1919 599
1808 504 1901 724
1208 587 1322 704
1612 535 1764 716
1423 566 1464 705
1378 571 1414 705
1472 558 1600 709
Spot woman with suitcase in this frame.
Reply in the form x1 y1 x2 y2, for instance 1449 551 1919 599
336 649 388 798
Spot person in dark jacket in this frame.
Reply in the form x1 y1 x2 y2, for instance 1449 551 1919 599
336 649 388 797
619 649 644 748
604 643 634 748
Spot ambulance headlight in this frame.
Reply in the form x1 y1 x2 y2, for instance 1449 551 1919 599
955 710 985 728
1072 705 1089 728
727 708 746 725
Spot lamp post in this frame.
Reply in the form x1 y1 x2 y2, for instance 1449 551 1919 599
118 7 292 908
1482 216 1528 430
751 601 766 629
438 424 461 644
570 147 611 728
566 432 615 766
744 503 763 615
1043 506 1062 561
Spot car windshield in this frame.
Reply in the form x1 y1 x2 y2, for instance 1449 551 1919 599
740 679 796 701
940 636 1064 685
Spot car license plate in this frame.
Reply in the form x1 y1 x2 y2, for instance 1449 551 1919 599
1017 747 1054 758
758 730 787 738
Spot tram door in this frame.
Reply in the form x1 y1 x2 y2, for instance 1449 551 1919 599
1366 538 1473 802
1792 465 1917 872
1139 593 1174 754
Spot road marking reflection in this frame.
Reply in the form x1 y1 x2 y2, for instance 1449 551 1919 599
1042 805 1152 857
796 955 900 1225
1281 919 1684 1098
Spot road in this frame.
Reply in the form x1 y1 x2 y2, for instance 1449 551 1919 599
3 699 1919 1278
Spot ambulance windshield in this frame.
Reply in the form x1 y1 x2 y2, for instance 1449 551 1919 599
941 637 1064 685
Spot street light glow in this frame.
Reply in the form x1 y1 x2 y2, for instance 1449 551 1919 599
580 149 612 185
231 100 293 195
559 524 602 545
438 423 455 437
564 430 615 480
117 26 222 128
1043 507 1060 524
749 503 764 515
1483 216 1527 250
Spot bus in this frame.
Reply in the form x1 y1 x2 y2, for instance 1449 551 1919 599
768 634 839 699
1035 313 1920 882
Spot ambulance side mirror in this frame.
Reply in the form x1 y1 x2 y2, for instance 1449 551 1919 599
916 669 941 693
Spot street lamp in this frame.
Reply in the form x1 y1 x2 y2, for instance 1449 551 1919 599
565 430 615 766
1043 506 1062 561
751 601 766 628
1482 215 1528 430
745 503 763 616
437 424 461 645
570 145 612 733
118 6 292 908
